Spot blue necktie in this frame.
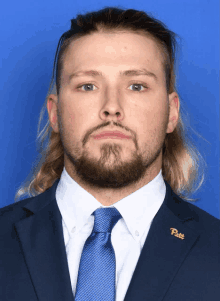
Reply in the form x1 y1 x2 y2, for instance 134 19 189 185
75 207 122 301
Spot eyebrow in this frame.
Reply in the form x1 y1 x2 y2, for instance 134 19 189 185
69 68 158 82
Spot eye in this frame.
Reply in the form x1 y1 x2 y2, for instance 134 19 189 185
128 83 148 92
77 83 97 91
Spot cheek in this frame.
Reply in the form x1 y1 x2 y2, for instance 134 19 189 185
68 113 75 124
63 112 76 132
62 101 76 126
63 106 86 136
139 104 167 134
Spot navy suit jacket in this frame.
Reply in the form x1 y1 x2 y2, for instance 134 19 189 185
0 178 220 301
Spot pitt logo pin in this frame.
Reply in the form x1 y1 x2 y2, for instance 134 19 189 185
170 228 185 240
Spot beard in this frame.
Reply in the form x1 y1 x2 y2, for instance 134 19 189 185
65 137 163 190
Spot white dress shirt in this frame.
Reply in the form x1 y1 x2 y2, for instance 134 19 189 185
56 166 166 301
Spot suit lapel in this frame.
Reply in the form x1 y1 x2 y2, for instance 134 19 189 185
14 179 74 301
124 181 200 301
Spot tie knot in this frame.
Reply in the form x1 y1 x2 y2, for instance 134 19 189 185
92 207 122 233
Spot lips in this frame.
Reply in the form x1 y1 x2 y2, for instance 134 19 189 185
92 131 131 139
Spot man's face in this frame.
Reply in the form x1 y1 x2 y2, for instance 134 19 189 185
47 31 179 191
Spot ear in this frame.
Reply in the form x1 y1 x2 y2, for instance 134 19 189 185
47 94 59 133
166 92 180 134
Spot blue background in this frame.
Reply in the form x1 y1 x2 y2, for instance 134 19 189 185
0 0 219 218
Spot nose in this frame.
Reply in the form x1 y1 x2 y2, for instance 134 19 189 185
99 90 124 123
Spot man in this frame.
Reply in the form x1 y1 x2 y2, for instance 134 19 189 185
1 6 219 301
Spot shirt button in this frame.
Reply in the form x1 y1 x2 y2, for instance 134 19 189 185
135 230 139 236
72 227 75 233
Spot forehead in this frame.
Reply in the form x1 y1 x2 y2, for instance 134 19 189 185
62 31 164 78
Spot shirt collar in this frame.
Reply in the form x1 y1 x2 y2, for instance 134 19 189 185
56 166 166 242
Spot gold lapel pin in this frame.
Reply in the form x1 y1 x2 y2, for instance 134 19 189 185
170 228 185 240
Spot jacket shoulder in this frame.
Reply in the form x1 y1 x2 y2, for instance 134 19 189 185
0 197 35 234
183 199 219 224
172 193 220 238
0 179 60 227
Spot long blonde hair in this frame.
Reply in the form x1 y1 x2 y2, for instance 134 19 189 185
14 6 209 203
